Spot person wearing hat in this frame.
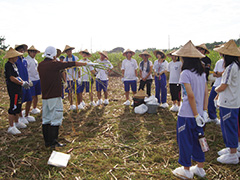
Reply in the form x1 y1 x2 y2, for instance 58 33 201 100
153 50 169 108
62 45 81 110
95 51 113 105
38 46 89 148
171 41 208 179
78 49 97 108
25 45 41 114
196 44 211 81
206 49 224 125
121 49 138 106
4 48 31 135
167 50 182 112
15 44 36 124
214 40 240 164
138 51 153 97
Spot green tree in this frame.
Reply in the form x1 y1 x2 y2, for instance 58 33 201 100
0 36 9 51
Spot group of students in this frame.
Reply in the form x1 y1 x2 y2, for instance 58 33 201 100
3 40 240 178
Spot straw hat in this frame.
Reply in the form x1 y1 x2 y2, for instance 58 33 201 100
3 47 23 59
79 49 92 57
196 43 210 54
63 45 75 53
213 39 240 57
167 50 177 57
153 50 166 59
133 90 148 99
56 49 62 57
139 51 152 58
172 40 205 58
15 44 28 52
98 51 108 59
123 49 135 56
28 45 40 53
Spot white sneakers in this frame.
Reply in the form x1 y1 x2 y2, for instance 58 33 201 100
207 117 220 125
96 99 103 106
78 103 84 110
14 122 27 129
170 104 179 112
103 99 109 105
172 166 193 179
217 153 239 164
25 115 36 122
160 103 169 108
90 101 96 106
190 165 206 178
123 100 131 106
19 116 29 124
69 105 76 110
8 126 21 135
31 108 41 114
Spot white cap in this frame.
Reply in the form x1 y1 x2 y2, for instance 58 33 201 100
43 46 57 59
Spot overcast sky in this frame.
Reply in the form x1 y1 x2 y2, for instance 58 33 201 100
1 0 240 53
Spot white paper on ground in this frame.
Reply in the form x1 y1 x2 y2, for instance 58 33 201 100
47 151 71 167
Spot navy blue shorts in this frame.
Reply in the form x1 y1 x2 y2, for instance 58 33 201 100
65 80 80 94
30 80 41 96
124 80 137 92
22 88 32 102
96 79 108 92
79 79 94 93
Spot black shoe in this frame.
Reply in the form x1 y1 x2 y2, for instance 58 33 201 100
42 124 51 147
50 125 66 148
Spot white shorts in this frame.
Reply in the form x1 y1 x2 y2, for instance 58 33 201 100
42 97 63 126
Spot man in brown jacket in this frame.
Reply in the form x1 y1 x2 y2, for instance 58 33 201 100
38 46 97 148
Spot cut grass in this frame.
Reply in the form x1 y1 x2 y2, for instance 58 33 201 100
0 76 239 179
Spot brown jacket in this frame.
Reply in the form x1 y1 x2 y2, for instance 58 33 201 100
38 58 76 99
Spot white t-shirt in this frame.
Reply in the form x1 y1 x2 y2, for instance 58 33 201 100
167 61 182 84
139 60 153 80
153 60 168 73
217 62 240 108
79 59 94 82
95 59 113 81
213 59 224 87
25 55 40 81
121 59 138 81
63 55 79 80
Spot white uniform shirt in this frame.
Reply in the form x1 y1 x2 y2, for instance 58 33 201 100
153 60 168 74
95 59 113 81
217 62 240 108
167 61 182 84
121 59 138 81
139 60 153 80
63 55 79 81
213 59 224 87
79 59 94 82
25 55 40 81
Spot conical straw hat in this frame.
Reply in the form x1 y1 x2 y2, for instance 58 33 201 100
172 40 205 58
196 43 210 54
3 47 23 59
79 49 92 57
167 50 177 57
98 51 108 59
56 49 62 57
133 89 148 99
213 39 240 57
15 44 28 52
153 50 166 59
28 45 40 53
63 45 75 53
139 51 152 58
123 49 135 56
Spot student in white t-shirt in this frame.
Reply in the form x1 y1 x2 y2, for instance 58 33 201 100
121 49 138 106
153 50 169 108
138 51 153 97
214 40 240 165
207 56 224 124
25 45 41 114
95 51 113 105
167 50 182 112
78 49 96 108
63 45 80 110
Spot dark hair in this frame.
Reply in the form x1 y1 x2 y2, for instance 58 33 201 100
181 57 205 75
223 55 240 69
156 52 165 59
